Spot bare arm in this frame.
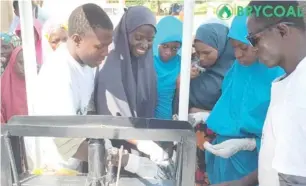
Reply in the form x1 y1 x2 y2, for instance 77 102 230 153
240 170 258 186
211 169 258 186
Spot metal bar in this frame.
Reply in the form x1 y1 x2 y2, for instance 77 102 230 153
178 0 195 121
18 0 41 169
18 176 175 186
6 116 192 130
2 116 195 141
18 0 37 115
4 135 21 186
86 139 106 186
175 140 183 186
1 135 13 186
181 137 197 186
2 126 194 142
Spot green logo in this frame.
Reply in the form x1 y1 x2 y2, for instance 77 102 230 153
216 4 233 20
215 4 304 19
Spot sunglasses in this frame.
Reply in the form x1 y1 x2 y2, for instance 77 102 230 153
246 21 295 47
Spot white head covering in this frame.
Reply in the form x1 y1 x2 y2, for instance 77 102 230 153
41 17 67 62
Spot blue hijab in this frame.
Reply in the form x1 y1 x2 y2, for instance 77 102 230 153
154 16 182 119
189 23 235 110
205 14 285 184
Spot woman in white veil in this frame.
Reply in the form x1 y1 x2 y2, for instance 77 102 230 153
41 17 68 62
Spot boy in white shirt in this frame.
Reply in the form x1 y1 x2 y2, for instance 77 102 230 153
27 3 174 179
246 1 306 186
25 3 113 172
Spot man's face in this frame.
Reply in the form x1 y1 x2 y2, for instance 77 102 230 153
230 39 257 66
129 25 155 57
247 16 285 67
73 28 113 68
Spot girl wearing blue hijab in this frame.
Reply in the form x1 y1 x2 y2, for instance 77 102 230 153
189 22 235 186
190 23 235 112
203 14 284 184
154 16 182 120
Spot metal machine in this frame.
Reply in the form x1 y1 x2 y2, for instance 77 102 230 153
1 115 196 186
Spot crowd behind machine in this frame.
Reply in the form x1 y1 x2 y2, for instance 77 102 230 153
1 1 306 186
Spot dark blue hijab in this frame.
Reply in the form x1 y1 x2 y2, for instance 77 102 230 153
189 23 235 110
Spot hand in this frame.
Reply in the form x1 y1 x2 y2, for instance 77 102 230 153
107 147 129 167
190 66 200 79
204 138 256 158
196 131 208 150
188 111 210 127
172 114 179 120
136 140 169 162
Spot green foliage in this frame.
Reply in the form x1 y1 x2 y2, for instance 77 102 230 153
121 0 250 15
143 2 157 12
194 4 208 14
125 0 146 6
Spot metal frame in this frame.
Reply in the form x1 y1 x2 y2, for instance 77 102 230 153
1 115 196 186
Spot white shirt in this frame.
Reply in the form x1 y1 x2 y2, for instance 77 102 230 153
34 44 94 115
259 56 306 186
25 44 95 169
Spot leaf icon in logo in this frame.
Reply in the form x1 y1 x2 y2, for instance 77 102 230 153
217 4 233 20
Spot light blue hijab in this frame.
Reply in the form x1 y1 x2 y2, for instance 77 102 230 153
205 14 285 184
154 16 182 119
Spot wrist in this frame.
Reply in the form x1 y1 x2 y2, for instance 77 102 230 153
240 170 258 186
246 138 256 151
240 138 256 151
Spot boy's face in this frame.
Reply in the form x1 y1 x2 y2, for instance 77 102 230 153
73 28 113 68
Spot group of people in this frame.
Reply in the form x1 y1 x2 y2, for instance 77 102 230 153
1 0 306 186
